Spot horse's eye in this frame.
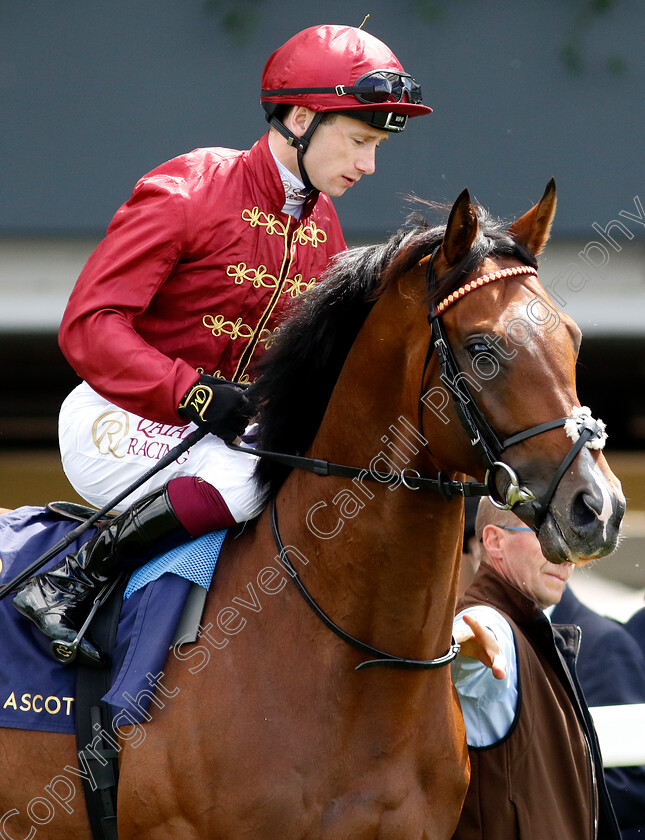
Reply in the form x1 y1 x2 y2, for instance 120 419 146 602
466 341 489 358
466 341 499 377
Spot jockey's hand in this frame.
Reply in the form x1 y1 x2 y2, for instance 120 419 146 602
178 375 255 443
454 613 507 680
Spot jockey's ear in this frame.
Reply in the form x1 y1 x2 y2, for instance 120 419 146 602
508 178 557 257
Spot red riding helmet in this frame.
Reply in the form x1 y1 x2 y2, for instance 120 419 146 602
261 24 432 188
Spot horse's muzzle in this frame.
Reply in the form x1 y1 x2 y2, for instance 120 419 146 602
537 457 626 565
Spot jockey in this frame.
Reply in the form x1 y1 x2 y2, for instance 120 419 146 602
13 23 432 666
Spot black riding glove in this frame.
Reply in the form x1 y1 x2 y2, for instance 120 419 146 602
178 375 254 443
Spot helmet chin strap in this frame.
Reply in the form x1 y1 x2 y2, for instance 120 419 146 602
267 112 324 193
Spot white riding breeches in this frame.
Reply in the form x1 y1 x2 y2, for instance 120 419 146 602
58 382 266 520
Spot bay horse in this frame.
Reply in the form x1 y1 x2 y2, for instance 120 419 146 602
0 181 625 839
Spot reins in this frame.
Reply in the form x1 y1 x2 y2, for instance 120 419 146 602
227 442 489 500
270 501 461 671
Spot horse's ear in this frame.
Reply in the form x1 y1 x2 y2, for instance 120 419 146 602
508 178 557 256
440 188 480 268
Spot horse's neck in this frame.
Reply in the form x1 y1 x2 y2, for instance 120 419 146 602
276 469 462 659
274 289 463 660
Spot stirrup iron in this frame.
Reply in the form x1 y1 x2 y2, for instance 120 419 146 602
50 573 125 665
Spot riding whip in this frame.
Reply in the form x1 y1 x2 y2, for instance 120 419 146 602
0 424 209 601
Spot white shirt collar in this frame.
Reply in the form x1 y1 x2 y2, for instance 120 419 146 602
268 138 307 219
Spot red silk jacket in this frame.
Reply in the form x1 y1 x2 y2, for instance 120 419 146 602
59 133 346 425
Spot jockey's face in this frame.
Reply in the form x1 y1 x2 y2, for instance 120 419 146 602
291 109 388 197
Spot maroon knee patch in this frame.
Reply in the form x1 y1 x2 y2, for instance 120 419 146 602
167 476 236 537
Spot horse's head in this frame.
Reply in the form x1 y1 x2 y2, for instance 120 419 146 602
420 180 625 565
251 178 624 566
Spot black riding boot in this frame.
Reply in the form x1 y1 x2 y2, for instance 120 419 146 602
13 486 186 667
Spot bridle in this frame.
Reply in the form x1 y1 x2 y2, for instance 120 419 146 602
227 250 608 671
423 249 608 529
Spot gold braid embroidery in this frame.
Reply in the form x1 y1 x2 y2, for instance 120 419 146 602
284 274 316 297
195 368 253 385
201 315 253 341
226 263 271 288
241 207 328 248
201 207 329 383
201 313 277 347
292 220 328 248
241 207 288 236
226 263 315 298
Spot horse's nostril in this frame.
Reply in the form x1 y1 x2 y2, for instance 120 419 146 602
571 491 598 532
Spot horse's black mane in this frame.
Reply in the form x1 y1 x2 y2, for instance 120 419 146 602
249 203 537 497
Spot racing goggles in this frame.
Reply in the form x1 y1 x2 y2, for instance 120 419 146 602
339 70 423 105
261 70 423 106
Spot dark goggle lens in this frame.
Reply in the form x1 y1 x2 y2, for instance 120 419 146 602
355 75 393 103
401 76 423 104
354 72 423 105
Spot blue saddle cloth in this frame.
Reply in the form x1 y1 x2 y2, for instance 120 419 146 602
0 506 224 733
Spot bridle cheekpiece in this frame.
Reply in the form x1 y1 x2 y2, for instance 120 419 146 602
424 250 607 525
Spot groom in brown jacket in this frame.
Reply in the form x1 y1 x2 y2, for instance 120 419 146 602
451 497 620 840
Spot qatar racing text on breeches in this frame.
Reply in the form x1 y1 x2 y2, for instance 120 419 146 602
58 382 265 521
